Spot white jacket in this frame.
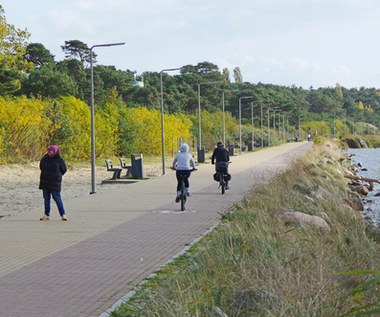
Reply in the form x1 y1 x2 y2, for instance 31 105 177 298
172 144 196 170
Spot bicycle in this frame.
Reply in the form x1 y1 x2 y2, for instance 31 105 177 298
172 168 197 211
213 162 231 195
217 170 227 194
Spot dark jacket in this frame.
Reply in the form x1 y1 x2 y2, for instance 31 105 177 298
211 146 229 165
39 153 67 192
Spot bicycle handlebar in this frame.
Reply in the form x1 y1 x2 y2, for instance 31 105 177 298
171 167 197 171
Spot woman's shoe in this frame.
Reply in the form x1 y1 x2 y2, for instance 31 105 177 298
61 215 68 221
40 215 50 221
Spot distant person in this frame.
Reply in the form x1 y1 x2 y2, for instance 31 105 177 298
39 145 68 221
172 143 196 202
307 133 311 142
211 142 231 189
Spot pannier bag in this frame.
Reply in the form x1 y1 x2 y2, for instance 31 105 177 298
214 173 231 182
224 173 231 181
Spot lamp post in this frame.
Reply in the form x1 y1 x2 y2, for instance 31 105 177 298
197 81 221 162
221 89 238 146
160 67 181 175
238 96 253 155
271 107 280 145
267 108 271 147
251 102 254 150
90 42 125 194
222 91 226 146
261 104 264 147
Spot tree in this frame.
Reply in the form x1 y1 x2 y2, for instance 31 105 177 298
0 63 21 95
56 59 88 100
222 68 230 83
21 65 78 98
61 40 96 66
25 43 55 66
233 67 243 84
0 5 32 95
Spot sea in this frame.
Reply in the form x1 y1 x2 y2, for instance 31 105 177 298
346 148 380 227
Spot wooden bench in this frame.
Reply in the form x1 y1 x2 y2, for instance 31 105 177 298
105 159 122 179
119 158 132 178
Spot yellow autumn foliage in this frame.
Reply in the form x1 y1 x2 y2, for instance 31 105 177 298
0 96 50 161
0 96 230 163
120 107 192 155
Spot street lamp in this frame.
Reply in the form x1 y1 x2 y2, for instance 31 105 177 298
197 81 222 162
160 67 182 175
251 102 254 150
221 89 238 146
258 102 273 147
271 107 280 146
90 42 125 194
238 96 253 155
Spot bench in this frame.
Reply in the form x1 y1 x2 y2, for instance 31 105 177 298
119 158 132 178
105 159 122 180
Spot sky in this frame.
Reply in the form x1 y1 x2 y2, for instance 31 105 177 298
1 0 380 89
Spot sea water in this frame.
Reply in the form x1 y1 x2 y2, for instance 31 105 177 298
346 148 380 227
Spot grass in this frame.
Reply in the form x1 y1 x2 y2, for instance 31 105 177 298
111 141 380 317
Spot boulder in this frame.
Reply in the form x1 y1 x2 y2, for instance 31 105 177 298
351 185 369 196
345 192 364 211
280 210 330 231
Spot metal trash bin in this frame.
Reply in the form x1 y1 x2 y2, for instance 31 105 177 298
248 141 255 151
228 144 234 156
197 146 205 163
131 154 144 179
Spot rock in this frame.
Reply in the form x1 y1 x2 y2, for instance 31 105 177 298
364 182 375 191
344 192 364 211
312 185 332 200
351 185 369 195
281 210 330 231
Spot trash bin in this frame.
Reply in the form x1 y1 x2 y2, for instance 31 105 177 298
228 144 234 156
131 154 144 179
248 141 255 151
197 146 205 163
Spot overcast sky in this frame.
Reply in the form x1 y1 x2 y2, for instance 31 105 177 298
1 0 380 89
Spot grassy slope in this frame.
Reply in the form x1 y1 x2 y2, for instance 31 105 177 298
112 141 380 317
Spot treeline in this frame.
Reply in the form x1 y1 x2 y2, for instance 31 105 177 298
0 92 245 162
0 5 380 162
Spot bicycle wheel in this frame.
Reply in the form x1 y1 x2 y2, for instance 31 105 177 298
180 180 186 211
219 172 225 194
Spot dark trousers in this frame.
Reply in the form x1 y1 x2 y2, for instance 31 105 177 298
176 170 191 191
215 161 229 173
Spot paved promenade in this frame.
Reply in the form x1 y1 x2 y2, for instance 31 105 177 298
0 142 312 317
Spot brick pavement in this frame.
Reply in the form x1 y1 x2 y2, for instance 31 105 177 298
0 142 312 317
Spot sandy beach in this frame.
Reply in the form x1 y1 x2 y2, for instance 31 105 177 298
0 161 161 218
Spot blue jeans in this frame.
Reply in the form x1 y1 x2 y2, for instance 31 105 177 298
43 189 66 217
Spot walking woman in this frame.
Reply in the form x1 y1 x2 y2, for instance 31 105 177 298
39 145 68 221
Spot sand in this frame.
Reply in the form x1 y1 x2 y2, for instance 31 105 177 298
0 161 161 217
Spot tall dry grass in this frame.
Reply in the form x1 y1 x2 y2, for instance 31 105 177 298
112 142 380 317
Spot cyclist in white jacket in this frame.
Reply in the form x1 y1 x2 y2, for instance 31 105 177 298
172 143 196 202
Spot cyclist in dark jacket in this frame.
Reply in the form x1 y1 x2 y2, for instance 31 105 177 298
211 142 231 189
39 145 68 221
